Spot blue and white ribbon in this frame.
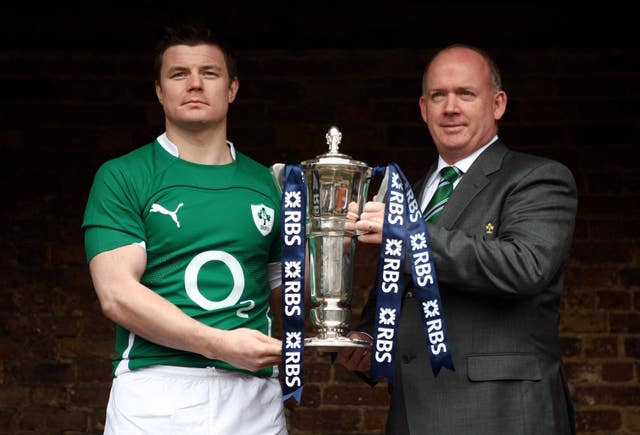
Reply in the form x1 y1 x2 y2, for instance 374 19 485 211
280 164 306 403
370 163 455 384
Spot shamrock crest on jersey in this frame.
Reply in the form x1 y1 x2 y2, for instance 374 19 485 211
251 204 275 236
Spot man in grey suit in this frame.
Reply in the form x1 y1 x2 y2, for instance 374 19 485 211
337 44 577 434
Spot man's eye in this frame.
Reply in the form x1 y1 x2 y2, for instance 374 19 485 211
460 92 475 101
171 72 186 78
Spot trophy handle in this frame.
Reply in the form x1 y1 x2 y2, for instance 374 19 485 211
270 163 286 193
374 166 389 202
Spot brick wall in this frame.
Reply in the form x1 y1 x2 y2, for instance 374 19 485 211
1 7 639 435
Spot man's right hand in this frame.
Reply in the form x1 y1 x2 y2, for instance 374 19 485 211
347 200 385 245
214 328 282 372
335 331 373 372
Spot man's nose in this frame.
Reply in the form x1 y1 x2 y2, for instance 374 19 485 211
444 94 458 113
187 72 203 89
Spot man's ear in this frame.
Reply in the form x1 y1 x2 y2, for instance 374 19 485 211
155 81 164 106
228 78 239 103
493 90 507 121
419 95 428 124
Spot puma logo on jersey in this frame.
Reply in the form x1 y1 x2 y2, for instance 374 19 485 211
150 202 184 228
251 204 275 236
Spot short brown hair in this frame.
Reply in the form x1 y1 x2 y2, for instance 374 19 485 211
153 23 237 82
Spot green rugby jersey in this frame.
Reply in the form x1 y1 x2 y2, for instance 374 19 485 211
82 139 281 378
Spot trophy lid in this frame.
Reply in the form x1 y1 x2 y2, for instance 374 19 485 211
301 126 369 169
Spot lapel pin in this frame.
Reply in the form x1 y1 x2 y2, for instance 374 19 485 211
485 223 494 235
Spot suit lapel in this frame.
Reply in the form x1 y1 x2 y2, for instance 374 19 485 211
437 141 508 228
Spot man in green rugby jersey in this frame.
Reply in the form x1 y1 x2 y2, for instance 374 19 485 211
82 23 287 435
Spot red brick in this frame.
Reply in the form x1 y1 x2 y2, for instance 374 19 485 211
75 358 114 383
591 219 640 240
583 337 619 358
610 313 640 333
560 312 608 333
331 362 369 383
8 361 74 385
602 362 634 382
302 360 333 384
288 408 363 433
573 386 640 407
621 268 640 288
69 384 110 407
19 409 87 431
624 338 640 358
576 409 621 432
56 338 114 360
363 408 389 430
31 387 69 407
564 362 600 383
559 336 582 357
287 384 320 409
0 337 20 359
597 290 632 310
324 384 389 406
561 288 596 311
0 386 30 406
0 408 15 429
627 410 640 432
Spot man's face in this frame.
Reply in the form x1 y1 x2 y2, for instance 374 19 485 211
155 44 238 131
419 47 506 163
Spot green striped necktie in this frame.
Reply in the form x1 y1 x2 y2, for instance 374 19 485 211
422 166 462 223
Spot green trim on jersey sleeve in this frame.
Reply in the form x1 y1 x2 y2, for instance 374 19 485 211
84 227 144 262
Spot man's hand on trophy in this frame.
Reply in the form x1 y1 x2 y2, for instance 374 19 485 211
344 203 360 235
335 331 373 372
346 201 385 245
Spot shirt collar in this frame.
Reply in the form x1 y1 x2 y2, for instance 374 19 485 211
156 132 237 160
425 135 498 188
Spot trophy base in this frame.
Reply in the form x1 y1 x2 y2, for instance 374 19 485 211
304 336 369 353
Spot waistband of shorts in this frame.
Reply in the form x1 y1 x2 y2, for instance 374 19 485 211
133 365 279 379
136 365 248 378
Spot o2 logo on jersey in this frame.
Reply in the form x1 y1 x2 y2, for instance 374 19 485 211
251 204 275 236
184 251 247 313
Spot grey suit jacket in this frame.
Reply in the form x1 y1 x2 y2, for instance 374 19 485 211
358 140 577 435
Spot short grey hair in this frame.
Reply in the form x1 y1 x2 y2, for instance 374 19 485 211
422 43 502 95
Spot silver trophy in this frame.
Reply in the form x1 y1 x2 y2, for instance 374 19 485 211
273 126 373 351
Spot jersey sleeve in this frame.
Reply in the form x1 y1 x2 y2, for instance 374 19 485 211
82 161 147 262
269 177 283 264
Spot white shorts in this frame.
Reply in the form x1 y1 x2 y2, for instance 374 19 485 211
104 365 288 435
